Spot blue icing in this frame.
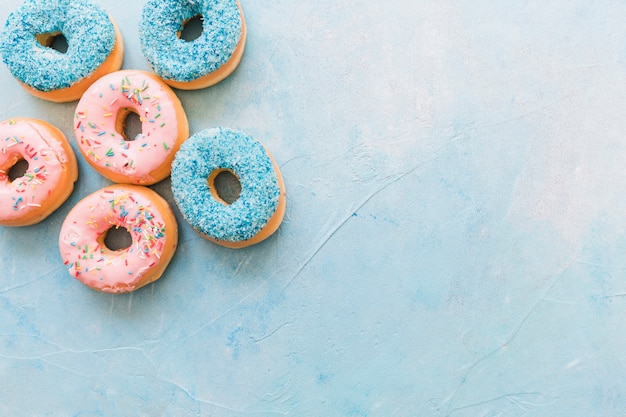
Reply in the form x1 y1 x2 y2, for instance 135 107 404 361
139 0 242 82
0 0 116 92
171 127 281 243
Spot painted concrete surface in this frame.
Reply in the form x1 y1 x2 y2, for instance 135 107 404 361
1 0 626 415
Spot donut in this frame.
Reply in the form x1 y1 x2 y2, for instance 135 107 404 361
139 0 246 90
74 69 189 185
0 0 124 102
58 184 178 293
0 118 78 227
171 127 286 248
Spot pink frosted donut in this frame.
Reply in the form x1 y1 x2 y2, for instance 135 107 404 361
73 69 189 185
0 118 78 226
59 184 178 293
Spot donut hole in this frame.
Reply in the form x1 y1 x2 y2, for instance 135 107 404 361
36 32 69 54
178 15 204 42
8 158 29 182
117 109 143 142
208 169 241 205
103 226 132 251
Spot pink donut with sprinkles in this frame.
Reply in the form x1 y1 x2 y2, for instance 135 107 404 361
59 184 178 293
0 118 78 226
74 69 189 185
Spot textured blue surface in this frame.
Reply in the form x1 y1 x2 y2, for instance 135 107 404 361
171 127 281 243
0 0 116 91
139 0 241 82
2 0 626 415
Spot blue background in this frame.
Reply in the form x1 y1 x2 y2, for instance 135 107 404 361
1 0 626 415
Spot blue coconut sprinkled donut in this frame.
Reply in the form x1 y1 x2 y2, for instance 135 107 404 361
139 0 246 90
171 127 286 248
0 0 124 102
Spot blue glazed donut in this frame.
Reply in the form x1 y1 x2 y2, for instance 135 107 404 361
139 0 246 90
171 127 286 248
0 0 124 102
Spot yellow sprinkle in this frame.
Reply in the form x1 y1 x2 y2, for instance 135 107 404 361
114 193 128 206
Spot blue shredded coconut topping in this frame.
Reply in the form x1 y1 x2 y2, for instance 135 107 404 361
0 0 116 92
171 127 281 243
139 0 242 82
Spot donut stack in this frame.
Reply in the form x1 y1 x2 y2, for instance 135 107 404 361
0 0 286 293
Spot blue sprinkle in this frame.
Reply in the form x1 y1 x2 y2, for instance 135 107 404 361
12 196 23 210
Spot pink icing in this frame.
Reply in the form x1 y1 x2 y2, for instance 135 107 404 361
0 119 72 223
74 70 183 184
59 186 174 293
